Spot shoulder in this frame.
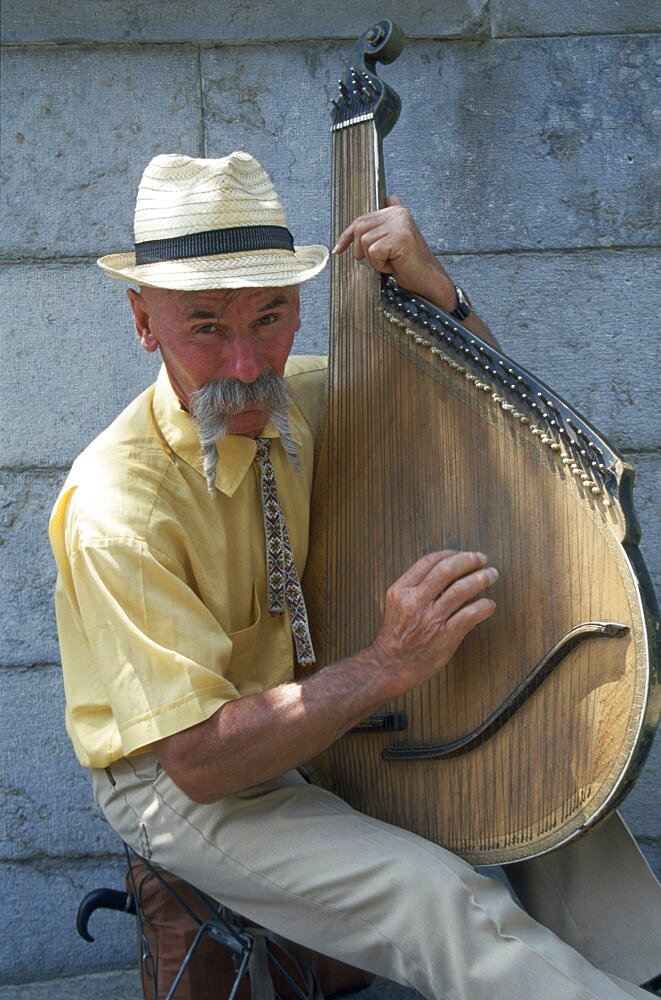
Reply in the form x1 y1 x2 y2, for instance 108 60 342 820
285 355 328 444
50 383 175 552
285 355 328 379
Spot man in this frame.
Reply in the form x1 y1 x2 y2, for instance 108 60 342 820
50 151 660 999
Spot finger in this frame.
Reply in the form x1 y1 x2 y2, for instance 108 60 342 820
361 230 406 272
393 550 459 589
351 220 411 272
434 565 499 620
332 223 356 254
333 206 399 254
385 194 402 207
332 210 383 254
445 596 497 640
416 550 488 601
333 222 374 260
346 219 391 262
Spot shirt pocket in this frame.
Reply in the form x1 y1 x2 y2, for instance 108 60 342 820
226 584 263 690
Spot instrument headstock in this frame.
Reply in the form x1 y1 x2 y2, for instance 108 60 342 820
331 19 404 138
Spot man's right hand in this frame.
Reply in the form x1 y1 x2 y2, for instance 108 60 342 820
155 549 497 803
370 550 498 694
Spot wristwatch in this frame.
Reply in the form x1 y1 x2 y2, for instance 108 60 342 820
450 285 472 321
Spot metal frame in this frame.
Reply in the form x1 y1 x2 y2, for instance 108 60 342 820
76 841 318 1000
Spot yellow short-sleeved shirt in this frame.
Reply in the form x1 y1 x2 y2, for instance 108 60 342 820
49 356 328 768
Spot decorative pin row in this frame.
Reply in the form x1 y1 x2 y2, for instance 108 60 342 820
380 306 613 508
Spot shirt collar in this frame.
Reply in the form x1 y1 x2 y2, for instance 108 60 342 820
151 365 302 497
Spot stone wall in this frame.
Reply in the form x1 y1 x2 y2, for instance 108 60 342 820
1 1 659 984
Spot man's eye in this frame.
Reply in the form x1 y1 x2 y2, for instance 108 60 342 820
195 324 217 335
257 313 278 326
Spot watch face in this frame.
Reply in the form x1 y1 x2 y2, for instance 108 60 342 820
453 286 471 320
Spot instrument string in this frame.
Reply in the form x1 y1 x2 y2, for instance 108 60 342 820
582 522 604 810
328 129 340 662
409 291 429 820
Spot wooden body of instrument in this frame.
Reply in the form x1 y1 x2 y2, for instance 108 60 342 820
303 21 660 865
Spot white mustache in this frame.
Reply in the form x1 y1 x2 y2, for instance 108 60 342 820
189 373 300 494
190 372 289 419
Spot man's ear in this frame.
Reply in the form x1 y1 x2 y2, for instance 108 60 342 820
127 287 159 353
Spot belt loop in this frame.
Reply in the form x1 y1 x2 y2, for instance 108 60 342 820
105 766 116 788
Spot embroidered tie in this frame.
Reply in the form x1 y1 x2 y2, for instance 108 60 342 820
254 438 315 666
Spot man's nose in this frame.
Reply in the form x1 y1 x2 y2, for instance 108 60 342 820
222 335 264 383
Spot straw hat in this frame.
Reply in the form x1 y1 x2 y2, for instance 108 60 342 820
97 151 328 289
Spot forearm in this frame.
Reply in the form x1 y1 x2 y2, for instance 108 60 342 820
155 646 400 803
411 259 499 349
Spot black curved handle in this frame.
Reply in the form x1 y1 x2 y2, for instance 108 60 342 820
382 622 629 761
76 887 136 942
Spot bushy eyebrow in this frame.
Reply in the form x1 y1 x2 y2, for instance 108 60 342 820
186 309 219 319
184 295 290 321
256 295 290 311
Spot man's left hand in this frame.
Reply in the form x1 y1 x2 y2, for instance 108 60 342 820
333 195 457 311
333 195 498 349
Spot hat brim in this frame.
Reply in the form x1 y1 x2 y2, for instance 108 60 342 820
97 245 329 290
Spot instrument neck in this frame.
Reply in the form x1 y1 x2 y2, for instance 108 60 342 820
329 120 385 370
331 120 384 236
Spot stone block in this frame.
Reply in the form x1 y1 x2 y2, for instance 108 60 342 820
4 33 653 261
3 34 656 258
448 251 661 451
0 666 118 859
492 1 660 37
0 857 135 984
439 248 661 452
621 730 661 877
0 265 160 467
0 470 64 666
1 47 201 258
625 452 661 600
1 1 486 44
0 968 142 998
380 35 659 254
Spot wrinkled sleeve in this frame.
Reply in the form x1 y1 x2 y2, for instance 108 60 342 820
67 535 240 757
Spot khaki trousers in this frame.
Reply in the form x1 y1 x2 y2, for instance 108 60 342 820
91 754 660 1000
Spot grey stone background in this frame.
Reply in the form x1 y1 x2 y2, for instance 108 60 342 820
1 0 659 987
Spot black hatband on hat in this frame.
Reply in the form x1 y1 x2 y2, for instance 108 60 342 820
135 225 295 265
